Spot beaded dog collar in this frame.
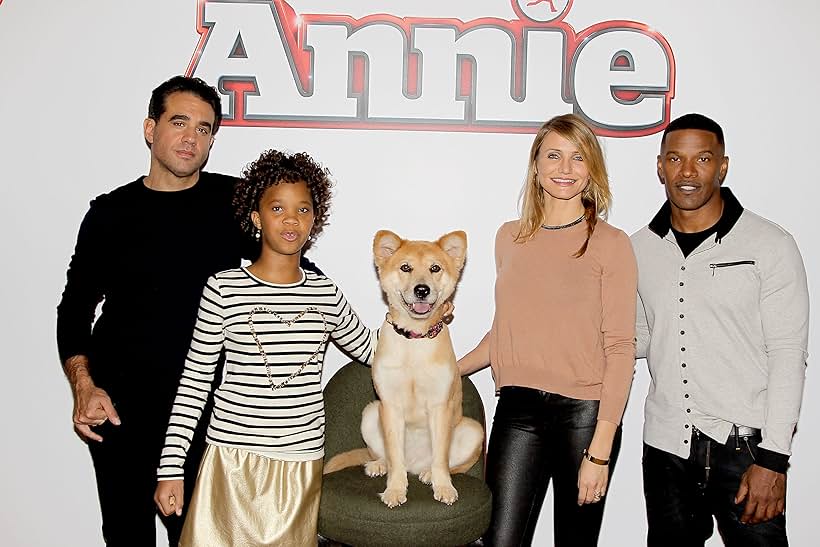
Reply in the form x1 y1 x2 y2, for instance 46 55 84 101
385 313 444 340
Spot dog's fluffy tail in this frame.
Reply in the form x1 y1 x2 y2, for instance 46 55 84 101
323 448 372 475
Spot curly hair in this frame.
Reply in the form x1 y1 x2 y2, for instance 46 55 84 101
233 149 333 252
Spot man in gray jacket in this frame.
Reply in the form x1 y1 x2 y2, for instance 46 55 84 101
632 113 808 547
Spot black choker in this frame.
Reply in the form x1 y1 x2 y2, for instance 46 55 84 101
385 314 444 339
542 214 585 230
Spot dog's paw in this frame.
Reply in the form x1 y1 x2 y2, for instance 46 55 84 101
364 460 387 477
418 470 433 485
433 483 459 505
380 488 407 508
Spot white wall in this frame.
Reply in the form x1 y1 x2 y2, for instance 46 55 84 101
1 1 817 545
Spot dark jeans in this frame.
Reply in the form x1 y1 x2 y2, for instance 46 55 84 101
483 386 621 547
643 429 787 547
87 401 208 546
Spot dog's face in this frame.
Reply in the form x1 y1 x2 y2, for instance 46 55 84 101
373 230 467 321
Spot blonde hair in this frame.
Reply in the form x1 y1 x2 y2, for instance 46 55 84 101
516 114 612 257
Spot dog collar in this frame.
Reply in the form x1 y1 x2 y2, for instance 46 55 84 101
385 314 444 340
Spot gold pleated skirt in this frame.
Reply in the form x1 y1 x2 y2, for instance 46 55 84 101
179 445 322 547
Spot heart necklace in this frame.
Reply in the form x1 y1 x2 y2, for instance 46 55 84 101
247 306 329 392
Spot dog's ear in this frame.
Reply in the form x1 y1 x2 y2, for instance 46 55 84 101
373 230 403 266
437 230 467 271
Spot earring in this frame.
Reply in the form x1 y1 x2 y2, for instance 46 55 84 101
254 228 261 241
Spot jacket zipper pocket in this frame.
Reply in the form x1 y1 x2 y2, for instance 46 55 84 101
709 260 755 276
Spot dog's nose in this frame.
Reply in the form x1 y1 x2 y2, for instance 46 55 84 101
414 284 430 299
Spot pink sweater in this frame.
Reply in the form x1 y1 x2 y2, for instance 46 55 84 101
488 219 637 424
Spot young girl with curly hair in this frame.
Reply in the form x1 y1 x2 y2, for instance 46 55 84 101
154 149 377 546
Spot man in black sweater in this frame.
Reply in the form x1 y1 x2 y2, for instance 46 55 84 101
57 76 318 545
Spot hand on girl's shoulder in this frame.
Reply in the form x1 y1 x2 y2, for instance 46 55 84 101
300 255 324 276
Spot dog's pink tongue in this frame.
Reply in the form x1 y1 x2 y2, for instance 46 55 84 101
412 302 432 314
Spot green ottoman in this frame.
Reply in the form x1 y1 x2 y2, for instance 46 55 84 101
319 362 491 547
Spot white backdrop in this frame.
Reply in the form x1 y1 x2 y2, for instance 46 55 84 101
1 1 817 545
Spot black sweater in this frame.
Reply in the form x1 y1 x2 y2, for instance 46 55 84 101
57 173 246 409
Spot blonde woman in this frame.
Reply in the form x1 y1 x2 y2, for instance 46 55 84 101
458 114 637 546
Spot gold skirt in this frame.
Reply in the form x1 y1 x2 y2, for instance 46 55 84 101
179 445 322 547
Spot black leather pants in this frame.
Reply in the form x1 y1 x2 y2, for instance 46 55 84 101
483 386 621 547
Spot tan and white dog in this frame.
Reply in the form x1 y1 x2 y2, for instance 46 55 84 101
324 230 484 508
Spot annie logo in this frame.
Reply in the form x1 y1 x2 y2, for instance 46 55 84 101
187 0 675 136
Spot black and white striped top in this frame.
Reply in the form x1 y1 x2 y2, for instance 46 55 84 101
157 267 376 479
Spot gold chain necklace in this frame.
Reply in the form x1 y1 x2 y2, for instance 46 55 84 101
247 306 329 391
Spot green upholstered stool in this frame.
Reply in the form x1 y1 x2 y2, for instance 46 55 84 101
319 361 491 547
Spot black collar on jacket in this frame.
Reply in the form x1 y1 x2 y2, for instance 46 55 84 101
648 187 744 244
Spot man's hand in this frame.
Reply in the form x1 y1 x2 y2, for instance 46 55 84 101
734 463 786 524
65 355 120 442
155 480 185 517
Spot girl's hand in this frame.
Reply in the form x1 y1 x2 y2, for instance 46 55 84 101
154 479 185 516
441 301 455 323
577 458 609 505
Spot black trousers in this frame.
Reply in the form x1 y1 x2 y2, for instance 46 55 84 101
87 400 209 546
643 430 788 547
483 386 621 547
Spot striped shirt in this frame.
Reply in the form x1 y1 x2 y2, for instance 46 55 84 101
157 267 376 479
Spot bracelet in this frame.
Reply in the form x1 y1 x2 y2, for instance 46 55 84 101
583 448 610 466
